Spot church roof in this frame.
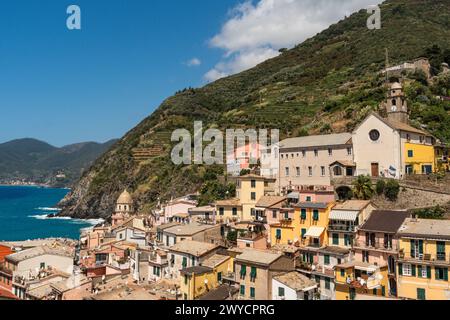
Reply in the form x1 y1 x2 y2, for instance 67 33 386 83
117 189 133 204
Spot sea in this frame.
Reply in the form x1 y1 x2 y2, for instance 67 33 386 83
0 186 103 241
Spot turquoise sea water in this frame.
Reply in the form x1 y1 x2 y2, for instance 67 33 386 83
0 186 102 241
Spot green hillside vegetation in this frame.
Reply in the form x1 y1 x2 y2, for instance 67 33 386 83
0 138 117 186
58 0 450 219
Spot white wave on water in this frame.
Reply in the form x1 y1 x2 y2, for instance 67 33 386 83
36 207 62 212
29 215 105 226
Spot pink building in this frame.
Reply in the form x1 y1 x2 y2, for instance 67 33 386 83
286 185 336 203
162 196 198 224
227 143 263 176
353 210 410 297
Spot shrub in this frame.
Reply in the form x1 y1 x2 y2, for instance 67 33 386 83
414 206 445 220
352 175 374 200
376 180 386 195
384 179 400 201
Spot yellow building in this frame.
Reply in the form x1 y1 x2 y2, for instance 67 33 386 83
297 202 334 248
335 261 389 300
396 218 450 300
216 174 276 223
269 208 296 246
435 144 450 172
180 254 232 300
404 143 435 175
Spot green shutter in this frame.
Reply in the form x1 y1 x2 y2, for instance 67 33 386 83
444 268 448 281
427 266 431 279
313 210 319 221
417 288 426 300
418 240 424 255
333 234 339 245
301 229 307 238
340 269 345 277
411 265 416 277
398 263 403 276
278 287 285 297
381 286 386 297
240 285 245 296
301 209 307 220
240 265 247 277
324 255 330 265
410 240 415 257
250 287 255 299
418 266 422 278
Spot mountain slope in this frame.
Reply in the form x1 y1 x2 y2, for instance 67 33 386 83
0 138 117 186
58 0 450 219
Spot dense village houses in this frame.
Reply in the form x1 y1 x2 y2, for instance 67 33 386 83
272 271 318 300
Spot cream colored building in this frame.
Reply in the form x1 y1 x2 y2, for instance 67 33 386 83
353 83 435 179
278 133 354 193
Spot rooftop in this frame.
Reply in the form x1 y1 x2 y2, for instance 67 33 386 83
397 218 450 240
202 254 231 268
280 133 352 150
318 246 350 256
188 206 216 214
273 272 317 291
169 240 219 257
256 196 286 208
164 223 217 236
6 245 73 264
235 249 282 266
215 198 242 207
180 266 213 276
333 200 372 211
294 202 330 209
360 210 410 233
198 284 238 300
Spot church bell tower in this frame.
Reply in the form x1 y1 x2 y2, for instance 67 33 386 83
385 82 408 123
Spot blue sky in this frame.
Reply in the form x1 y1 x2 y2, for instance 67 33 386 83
0 0 377 146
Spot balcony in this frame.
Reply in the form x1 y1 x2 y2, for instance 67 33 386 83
398 251 450 264
238 231 264 241
328 224 355 232
353 240 399 251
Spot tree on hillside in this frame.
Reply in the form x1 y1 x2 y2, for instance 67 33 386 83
198 181 236 206
384 179 400 201
352 175 374 200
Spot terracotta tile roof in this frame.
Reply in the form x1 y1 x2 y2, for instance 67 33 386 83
273 272 317 291
169 240 218 257
202 254 231 268
235 249 282 266
256 196 287 208
198 284 238 300
215 198 242 207
280 133 352 149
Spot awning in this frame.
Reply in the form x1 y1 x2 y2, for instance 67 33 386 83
329 210 359 221
304 226 325 238
287 192 300 199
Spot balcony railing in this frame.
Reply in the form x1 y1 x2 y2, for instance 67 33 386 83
398 252 450 263
353 240 399 251
328 224 355 232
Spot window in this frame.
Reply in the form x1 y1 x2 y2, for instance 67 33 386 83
301 228 307 238
276 229 282 240
417 288 426 300
250 287 256 299
192 256 196 266
332 233 339 245
314 150 318 157
182 257 187 269
437 241 446 261
324 255 330 265
408 150 414 158
308 167 313 176
251 192 256 201
369 130 380 141
325 278 331 290
340 269 345 277
435 267 448 281
272 210 277 219
306 196 312 202
321 166 326 177
285 167 290 177
217 272 222 282
184 275 188 285
302 150 306 157
301 209 307 220
313 210 319 221
362 251 369 263
251 180 256 188
402 263 412 276
219 208 224 216
406 134 411 141
418 266 428 279
240 265 247 279
240 285 245 296
296 167 300 176
278 287 285 297
347 147 353 155
232 208 238 216
328 148 333 156
250 267 257 282
40 262 46 270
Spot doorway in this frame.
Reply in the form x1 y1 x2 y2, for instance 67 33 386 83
371 163 379 177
